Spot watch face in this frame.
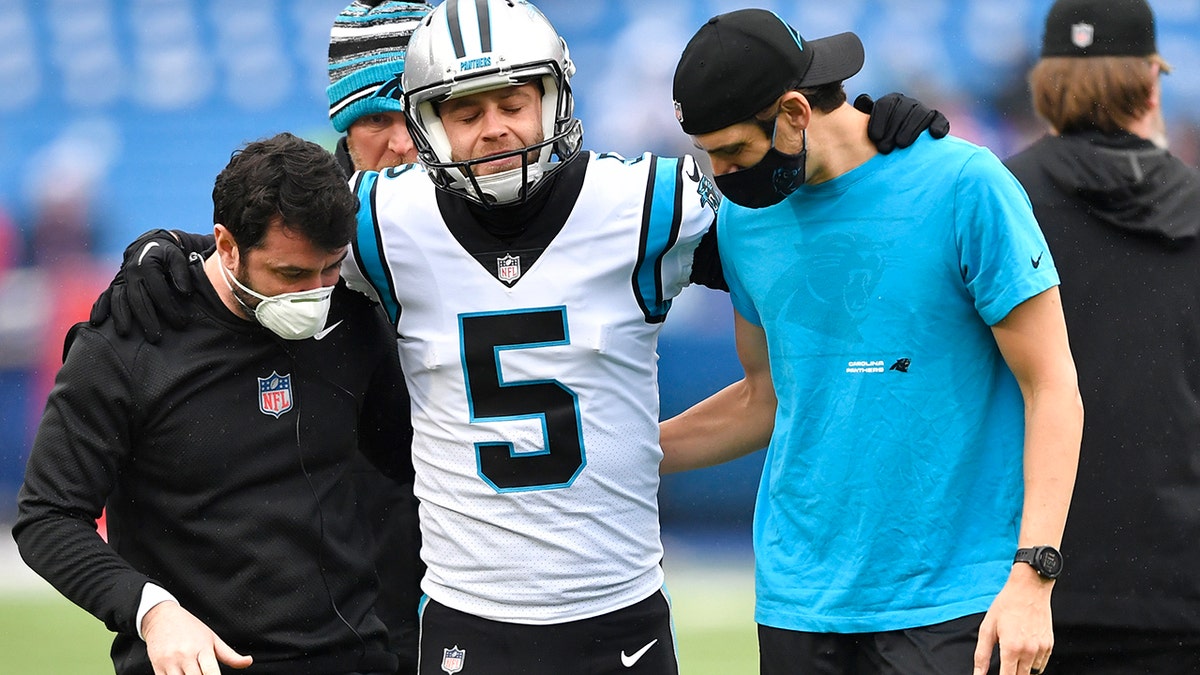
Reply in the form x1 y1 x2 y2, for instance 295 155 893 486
1037 547 1063 577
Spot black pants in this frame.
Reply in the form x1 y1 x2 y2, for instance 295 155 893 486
418 589 677 674
1049 626 1200 675
759 613 1000 675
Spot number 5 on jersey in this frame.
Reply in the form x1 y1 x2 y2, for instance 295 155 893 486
460 307 585 491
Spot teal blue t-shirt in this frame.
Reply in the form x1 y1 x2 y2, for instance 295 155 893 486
719 133 1059 632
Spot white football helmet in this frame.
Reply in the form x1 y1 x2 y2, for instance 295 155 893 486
402 0 583 207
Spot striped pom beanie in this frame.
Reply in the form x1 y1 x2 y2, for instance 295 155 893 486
327 1 433 133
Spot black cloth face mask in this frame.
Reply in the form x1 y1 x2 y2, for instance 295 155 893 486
714 128 807 209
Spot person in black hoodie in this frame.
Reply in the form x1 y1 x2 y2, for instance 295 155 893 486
1005 1 1200 672
14 133 414 675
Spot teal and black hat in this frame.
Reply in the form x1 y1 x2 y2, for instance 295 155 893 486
672 9 864 136
327 0 433 133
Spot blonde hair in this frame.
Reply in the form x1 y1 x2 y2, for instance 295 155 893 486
1029 54 1170 134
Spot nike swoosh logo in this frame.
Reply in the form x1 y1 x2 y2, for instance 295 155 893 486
621 639 658 668
137 241 160 265
1031 252 1044 269
685 159 700 183
312 320 343 341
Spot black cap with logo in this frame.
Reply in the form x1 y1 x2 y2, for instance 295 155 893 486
1041 0 1159 58
672 9 864 136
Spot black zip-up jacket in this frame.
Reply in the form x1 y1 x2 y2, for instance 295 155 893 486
13 256 416 674
1006 131 1200 631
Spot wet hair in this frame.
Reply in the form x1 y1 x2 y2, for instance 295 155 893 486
1029 55 1168 134
212 132 358 251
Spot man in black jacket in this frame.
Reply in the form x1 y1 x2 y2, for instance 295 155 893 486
1005 1 1200 672
13 132 414 675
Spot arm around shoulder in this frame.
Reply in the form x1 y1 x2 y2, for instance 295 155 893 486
90 228 211 342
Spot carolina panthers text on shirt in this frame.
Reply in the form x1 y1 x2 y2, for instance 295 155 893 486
845 360 885 373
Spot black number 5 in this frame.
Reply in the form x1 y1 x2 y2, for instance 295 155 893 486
459 307 586 491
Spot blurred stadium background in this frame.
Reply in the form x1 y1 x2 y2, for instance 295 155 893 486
0 0 1197 671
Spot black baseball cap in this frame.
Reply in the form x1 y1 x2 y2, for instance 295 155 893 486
1041 0 1159 58
672 9 864 136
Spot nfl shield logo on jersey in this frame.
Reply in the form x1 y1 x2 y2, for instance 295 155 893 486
258 372 293 418
497 253 522 284
441 646 465 674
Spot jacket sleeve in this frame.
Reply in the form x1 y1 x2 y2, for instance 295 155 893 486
12 325 155 635
356 305 415 486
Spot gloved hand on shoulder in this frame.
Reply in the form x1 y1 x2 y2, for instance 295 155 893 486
856 92 951 154
89 229 195 344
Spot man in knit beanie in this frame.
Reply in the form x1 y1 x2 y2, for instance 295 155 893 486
327 1 433 175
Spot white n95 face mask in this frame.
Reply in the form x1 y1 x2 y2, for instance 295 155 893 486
220 263 334 340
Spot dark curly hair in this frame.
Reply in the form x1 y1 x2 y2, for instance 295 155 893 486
212 132 358 251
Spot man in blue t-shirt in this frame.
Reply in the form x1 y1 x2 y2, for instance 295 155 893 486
662 9 1083 675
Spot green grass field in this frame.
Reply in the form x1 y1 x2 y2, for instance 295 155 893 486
0 559 758 674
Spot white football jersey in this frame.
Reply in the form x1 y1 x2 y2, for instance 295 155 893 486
344 152 718 623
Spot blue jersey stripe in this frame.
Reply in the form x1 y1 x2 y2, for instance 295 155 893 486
632 156 683 323
351 171 402 324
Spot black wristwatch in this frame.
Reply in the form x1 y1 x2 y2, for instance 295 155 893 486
1013 546 1064 579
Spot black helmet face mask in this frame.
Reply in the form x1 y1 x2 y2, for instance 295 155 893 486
402 0 584 207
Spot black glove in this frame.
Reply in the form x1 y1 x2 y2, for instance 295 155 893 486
89 229 194 343
855 92 950 154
